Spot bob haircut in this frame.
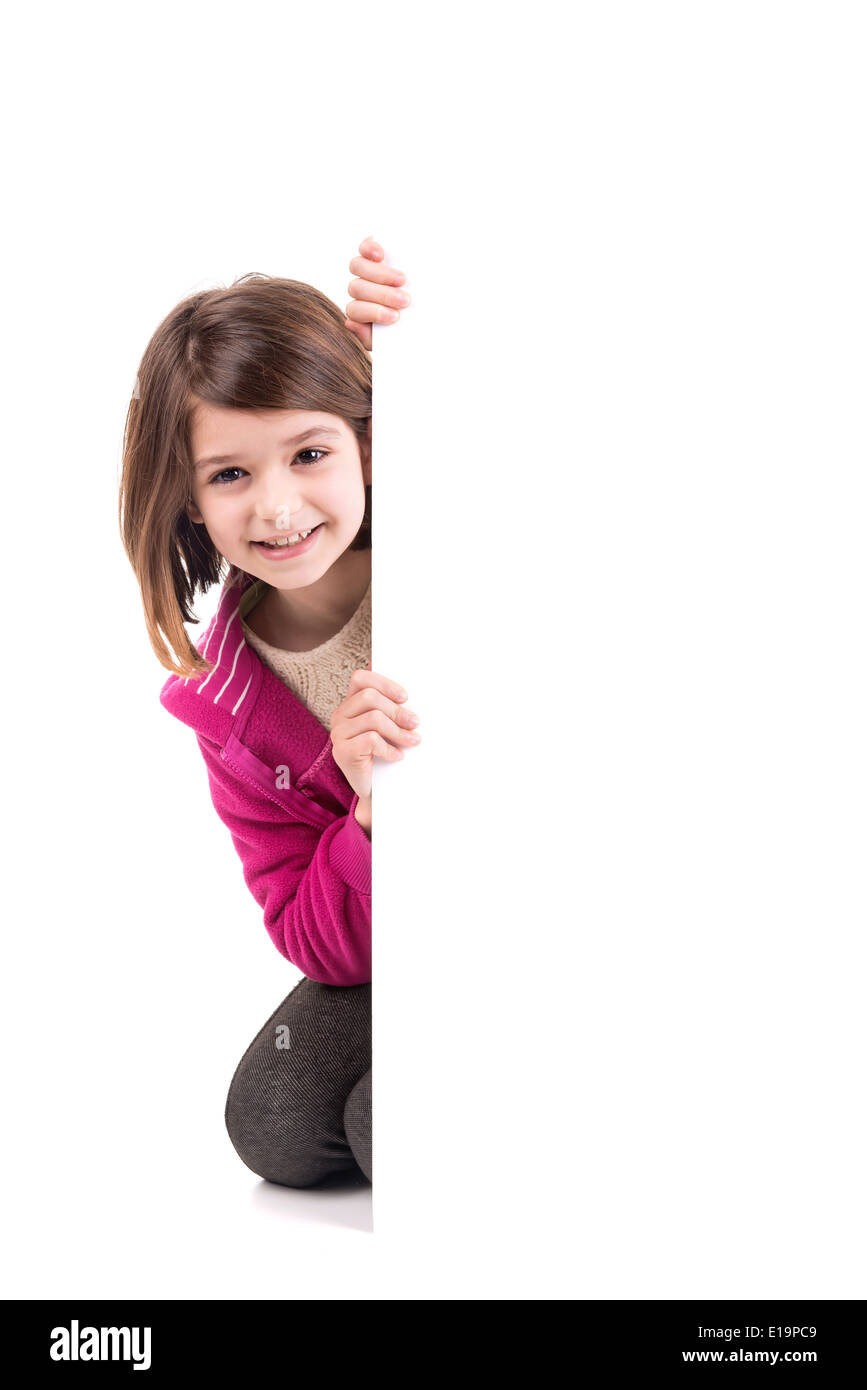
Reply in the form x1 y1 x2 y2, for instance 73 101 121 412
119 273 372 679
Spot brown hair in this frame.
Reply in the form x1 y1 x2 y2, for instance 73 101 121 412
118 273 372 678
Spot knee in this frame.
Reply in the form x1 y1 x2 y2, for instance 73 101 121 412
224 1046 330 1189
224 978 371 1189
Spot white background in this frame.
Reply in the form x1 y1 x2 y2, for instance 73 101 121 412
1 1 865 1299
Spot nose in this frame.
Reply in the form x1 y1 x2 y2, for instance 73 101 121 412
253 463 304 526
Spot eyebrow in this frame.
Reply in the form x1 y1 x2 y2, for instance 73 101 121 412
194 426 344 472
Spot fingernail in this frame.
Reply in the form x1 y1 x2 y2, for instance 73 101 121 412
405 714 419 727
394 292 410 306
385 310 399 322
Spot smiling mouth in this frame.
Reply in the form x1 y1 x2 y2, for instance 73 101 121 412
253 524 323 549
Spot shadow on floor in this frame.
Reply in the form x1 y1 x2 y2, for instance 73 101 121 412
248 1168 373 1233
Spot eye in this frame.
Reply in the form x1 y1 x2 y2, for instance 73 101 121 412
207 448 328 486
209 467 245 487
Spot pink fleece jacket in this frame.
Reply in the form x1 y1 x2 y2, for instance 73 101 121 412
159 565 371 985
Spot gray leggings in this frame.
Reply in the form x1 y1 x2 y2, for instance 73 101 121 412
224 977 372 1186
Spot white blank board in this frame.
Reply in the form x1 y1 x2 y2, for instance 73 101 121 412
368 102 867 1294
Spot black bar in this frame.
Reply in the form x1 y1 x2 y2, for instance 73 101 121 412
2 1299 864 1373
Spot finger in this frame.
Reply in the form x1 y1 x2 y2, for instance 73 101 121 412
348 668 408 702
335 721 419 758
338 696 421 742
349 253 406 287
369 731 405 762
338 686 416 724
358 238 400 273
342 728 404 763
337 681 419 731
347 276 410 310
344 318 372 350
346 300 399 330
365 706 422 744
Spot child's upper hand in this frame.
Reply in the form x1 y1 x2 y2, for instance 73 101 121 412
344 236 411 351
329 664 421 803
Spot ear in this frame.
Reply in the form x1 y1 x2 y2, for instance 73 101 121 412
185 497 205 526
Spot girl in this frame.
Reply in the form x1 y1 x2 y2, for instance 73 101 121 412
118 236 418 1188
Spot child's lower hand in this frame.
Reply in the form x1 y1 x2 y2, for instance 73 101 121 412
330 662 421 802
345 236 411 351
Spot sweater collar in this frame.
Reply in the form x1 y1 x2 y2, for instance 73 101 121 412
158 566 269 744
160 566 366 812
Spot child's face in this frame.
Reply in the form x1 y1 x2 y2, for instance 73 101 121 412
186 401 370 587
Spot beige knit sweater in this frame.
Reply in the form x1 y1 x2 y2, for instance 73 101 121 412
239 579 371 731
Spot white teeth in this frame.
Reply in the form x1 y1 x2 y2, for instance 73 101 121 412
260 528 313 548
